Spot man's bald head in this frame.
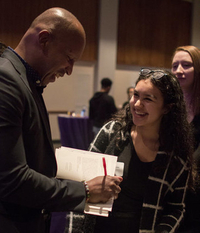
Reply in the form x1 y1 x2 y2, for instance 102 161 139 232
15 7 86 85
30 7 86 44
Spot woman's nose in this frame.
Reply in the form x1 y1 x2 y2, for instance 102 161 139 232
135 99 142 107
176 64 183 73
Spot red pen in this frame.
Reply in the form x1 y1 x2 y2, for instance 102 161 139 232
102 157 107 176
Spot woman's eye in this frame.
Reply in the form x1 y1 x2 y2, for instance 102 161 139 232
145 98 152 101
183 63 192 68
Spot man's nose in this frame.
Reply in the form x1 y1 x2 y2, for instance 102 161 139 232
65 64 74 75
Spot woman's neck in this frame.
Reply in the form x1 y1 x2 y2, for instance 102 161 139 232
131 125 159 162
134 125 159 139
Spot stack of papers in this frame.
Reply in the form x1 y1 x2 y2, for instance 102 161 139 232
55 146 123 217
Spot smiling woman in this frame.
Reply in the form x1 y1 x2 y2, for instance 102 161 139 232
77 68 195 233
130 78 166 133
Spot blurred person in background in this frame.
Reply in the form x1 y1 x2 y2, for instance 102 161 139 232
122 86 134 109
172 45 200 233
89 77 117 137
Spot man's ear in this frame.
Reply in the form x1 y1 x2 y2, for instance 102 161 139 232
38 30 50 51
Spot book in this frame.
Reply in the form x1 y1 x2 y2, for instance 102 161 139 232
55 146 121 217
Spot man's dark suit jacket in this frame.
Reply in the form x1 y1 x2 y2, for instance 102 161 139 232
0 49 85 233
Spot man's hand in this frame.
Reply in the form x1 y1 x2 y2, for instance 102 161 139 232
86 175 123 203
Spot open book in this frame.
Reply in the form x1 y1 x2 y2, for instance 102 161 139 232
55 146 123 217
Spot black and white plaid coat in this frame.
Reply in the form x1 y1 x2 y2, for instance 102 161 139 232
66 121 190 233
88 121 190 233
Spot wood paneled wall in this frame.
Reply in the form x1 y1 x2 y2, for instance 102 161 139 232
0 0 192 67
117 0 192 68
0 0 99 61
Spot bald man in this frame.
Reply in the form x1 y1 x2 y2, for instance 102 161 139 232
0 8 122 233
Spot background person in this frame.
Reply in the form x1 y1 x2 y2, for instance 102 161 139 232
89 77 117 137
122 86 134 109
82 69 194 233
172 45 200 233
0 8 122 233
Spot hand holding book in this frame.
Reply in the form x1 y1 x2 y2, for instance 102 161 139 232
86 175 122 203
55 146 123 217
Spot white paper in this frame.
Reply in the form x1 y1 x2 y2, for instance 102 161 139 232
55 146 119 217
115 162 124 177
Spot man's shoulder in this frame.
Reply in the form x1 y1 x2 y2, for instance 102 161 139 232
0 57 18 77
107 94 114 100
2 47 25 64
90 92 103 99
0 48 24 75
98 93 112 100
0 51 30 94
103 94 115 104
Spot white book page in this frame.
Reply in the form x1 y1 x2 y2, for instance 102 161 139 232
55 147 120 217
55 147 117 181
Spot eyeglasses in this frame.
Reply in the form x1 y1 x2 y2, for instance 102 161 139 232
140 68 167 80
